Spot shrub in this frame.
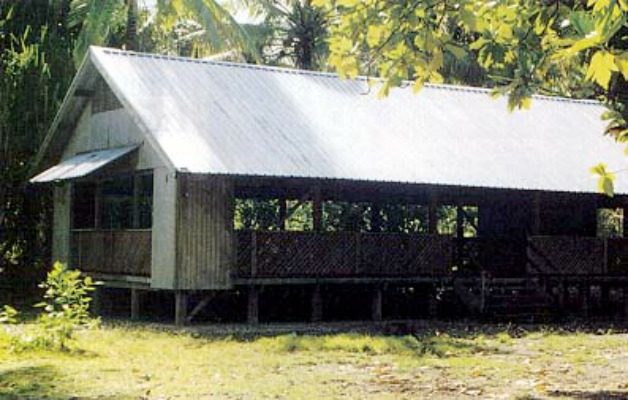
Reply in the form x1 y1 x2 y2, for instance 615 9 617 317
27 261 99 351
0 305 18 324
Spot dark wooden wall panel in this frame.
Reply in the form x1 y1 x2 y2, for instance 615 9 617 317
71 230 151 276
176 174 234 290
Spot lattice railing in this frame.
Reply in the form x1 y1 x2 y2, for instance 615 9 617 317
607 238 628 274
235 231 454 278
526 236 606 275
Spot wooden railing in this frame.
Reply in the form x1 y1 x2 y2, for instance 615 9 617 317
527 236 628 275
236 232 628 279
71 230 152 277
236 231 453 278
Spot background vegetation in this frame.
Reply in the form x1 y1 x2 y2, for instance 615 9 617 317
1 0 625 298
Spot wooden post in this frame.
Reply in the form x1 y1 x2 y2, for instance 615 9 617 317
372 286 383 321
480 271 487 314
623 206 628 238
428 286 438 318
94 182 102 229
130 288 141 320
603 239 609 274
174 291 188 326
279 198 287 230
250 231 257 277
313 186 322 232
581 283 590 318
428 196 438 235
311 285 323 322
532 192 541 235
623 287 628 321
456 205 464 239
371 203 382 233
247 286 259 324
558 280 566 310
132 174 140 229
91 286 103 316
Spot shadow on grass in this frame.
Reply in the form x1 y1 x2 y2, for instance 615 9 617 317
0 365 66 400
0 365 126 400
546 390 628 399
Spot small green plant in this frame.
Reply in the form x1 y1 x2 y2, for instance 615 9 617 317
0 305 18 324
14 261 100 351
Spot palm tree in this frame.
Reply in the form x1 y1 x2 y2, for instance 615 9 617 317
230 0 328 70
68 0 258 66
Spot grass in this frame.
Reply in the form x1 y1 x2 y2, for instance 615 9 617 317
0 322 627 399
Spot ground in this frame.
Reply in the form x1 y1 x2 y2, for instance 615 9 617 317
0 321 627 399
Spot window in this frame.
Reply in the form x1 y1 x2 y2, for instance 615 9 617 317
234 199 280 230
597 208 623 238
378 204 428 233
101 173 153 229
71 172 153 230
436 205 479 237
461 206 479 238
285 200 313 231
322 201 371 232
101 174 134 229
437 205 457 235
72 182 96 229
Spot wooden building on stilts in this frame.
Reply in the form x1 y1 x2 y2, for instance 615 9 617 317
30 47 628 325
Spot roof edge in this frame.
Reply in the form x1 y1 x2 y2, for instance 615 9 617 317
92 46 602 107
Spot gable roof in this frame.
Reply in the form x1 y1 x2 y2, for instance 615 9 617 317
35 46 628 194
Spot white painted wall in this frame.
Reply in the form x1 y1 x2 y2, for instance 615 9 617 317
150 167 177 288
52 80 178 288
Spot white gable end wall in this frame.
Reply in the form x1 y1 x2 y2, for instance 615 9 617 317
53 78 177 289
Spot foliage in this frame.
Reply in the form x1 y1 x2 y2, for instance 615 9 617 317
70 0 260 64
596 207 624 237
0 1 77 288
231 0 330 69
591 162 616 196
2 262 100 352
28 262 98 351
0 305 18 324
313 0 627 193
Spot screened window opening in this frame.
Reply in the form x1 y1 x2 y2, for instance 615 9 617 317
597 208 623 238
101 174 134 229
71 172 153 230
71 182 96 229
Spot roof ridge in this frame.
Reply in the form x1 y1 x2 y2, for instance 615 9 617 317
94 46 601 106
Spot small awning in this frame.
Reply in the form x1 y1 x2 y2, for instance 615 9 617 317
30 145 139 183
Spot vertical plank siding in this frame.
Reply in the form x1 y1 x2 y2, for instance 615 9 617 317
71 230 151 276
175 174 234 290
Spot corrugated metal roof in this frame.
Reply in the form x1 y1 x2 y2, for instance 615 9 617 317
84 47 627 193
30 145 138 183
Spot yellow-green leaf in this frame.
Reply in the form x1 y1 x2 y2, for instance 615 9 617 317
615 52 628 79
445 43 467 60
586 50 618 89
412 78 424 93
366 25 385 47
590 163 616 196
337 0 361 7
